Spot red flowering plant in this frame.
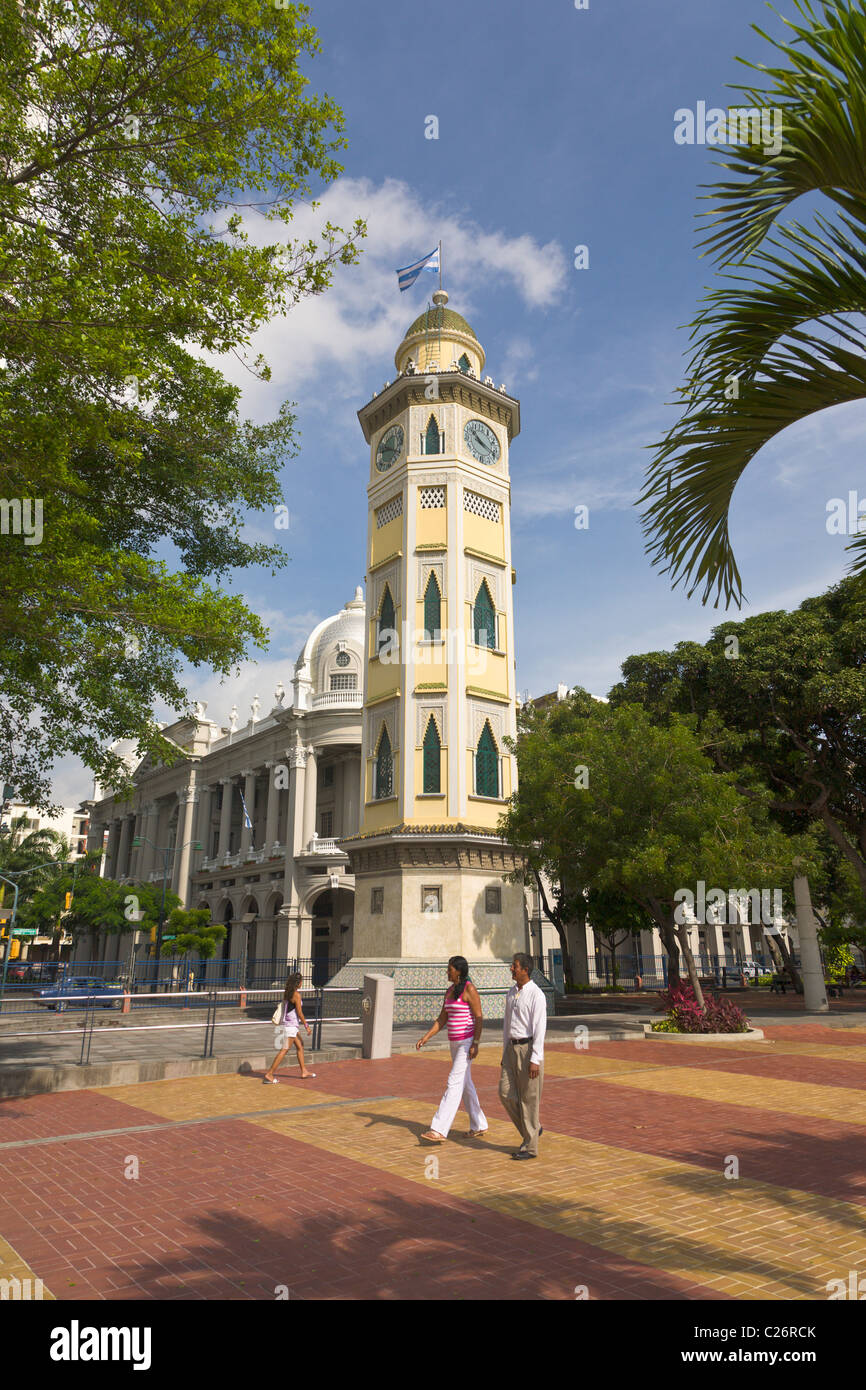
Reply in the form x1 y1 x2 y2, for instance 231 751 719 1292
652 981 748 1034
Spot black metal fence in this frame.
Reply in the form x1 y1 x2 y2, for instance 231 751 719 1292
0 955 348 1015
0 985 364 1065
588 952 786 991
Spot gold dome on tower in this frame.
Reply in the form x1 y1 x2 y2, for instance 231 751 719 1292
395 289 486 376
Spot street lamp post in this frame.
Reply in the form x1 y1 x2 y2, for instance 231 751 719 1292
131 836 201 989
0 874 21 1006
0 858 71 1008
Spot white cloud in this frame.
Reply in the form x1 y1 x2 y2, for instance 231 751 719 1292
207 178 569 413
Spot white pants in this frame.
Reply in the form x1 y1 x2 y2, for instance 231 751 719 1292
430 1038 487 1137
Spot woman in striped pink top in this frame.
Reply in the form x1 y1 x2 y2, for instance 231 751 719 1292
417 956 488 1142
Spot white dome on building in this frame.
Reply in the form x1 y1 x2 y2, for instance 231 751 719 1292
292 587 365 710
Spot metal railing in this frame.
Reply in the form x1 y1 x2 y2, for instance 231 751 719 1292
586 953 788 991
0 954 349 1013
0 985 363 1066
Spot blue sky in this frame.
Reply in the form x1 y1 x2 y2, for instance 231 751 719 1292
55 0 866 799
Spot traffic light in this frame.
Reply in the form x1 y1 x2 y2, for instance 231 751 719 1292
64 892 73 911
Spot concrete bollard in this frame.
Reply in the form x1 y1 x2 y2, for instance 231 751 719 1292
361 973 394 1060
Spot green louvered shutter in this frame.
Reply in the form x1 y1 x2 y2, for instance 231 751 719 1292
458 353 471 374
377 586 395 656
473 581 496 649
422 718 441 793
423 573 441 639
375 728 393 799
475 723 498 797
424 415 441 455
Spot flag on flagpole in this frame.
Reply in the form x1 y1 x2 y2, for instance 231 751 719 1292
396 246 440 292
239 789 253 832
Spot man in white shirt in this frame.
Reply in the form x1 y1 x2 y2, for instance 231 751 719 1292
499 952 547 1159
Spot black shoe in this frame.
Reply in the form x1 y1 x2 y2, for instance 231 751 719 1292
512 1150 537 1160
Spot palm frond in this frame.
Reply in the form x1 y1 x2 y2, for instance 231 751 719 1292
642 0 866 606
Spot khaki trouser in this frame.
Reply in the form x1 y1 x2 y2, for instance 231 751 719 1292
498 1040 543 1154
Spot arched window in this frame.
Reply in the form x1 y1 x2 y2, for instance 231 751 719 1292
423 717 441 794
424 414 442 455
475 722 499 798
377 586 395 658
423 572 441 639
473 580 496 649
375 727 393 800
458 353 471 374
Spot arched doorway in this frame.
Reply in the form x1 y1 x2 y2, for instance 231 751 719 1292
305 884 354 985
265 891 284 981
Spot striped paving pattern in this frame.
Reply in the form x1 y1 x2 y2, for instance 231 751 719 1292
0 1023 864 1300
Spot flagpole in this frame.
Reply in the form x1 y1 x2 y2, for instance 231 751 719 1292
439 239 443 292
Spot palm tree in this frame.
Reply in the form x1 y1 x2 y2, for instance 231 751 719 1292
0 814 69 894
641 0 866 606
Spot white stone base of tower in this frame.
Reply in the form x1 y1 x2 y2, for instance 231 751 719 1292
331 829 553 1022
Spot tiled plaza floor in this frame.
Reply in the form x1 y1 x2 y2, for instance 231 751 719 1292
1 1025 865 1300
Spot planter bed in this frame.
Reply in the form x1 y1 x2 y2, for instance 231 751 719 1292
643 1025 765 1042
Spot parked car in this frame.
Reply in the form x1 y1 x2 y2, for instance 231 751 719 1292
5 963 32 983
36 976 124 1011
21 962 64 984
740 962 769 979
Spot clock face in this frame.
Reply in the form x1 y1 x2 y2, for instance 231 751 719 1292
376 424 404 472
464 418 500 465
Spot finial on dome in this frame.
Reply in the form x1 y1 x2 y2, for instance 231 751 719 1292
432 289 448 307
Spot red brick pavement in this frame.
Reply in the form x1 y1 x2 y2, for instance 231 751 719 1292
0 1116 725 1301
1 1023 863 1301
0 1088 162 1142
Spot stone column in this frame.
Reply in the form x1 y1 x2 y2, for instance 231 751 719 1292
302 745 318 850
128 809 145 881
240 768 257 854
334 760 344 838
264 761 282 853
345 756 361 837
283 742 305 906
218 777 234 859
116 814 133 881
196 785 213 860
106 817 122 879
172 774 198 903
138 803 158 882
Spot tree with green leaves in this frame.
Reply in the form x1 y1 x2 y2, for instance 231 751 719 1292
0 814 69 889
0 0 364 808
640 0 866 605
502 694 811 1006
610 577 866 906
585 888 653 988
20 868 178 953
160 908 225 960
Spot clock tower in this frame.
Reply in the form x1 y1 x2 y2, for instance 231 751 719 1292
338 291 532 1018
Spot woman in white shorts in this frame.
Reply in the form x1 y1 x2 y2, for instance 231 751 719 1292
264 971 315 1082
